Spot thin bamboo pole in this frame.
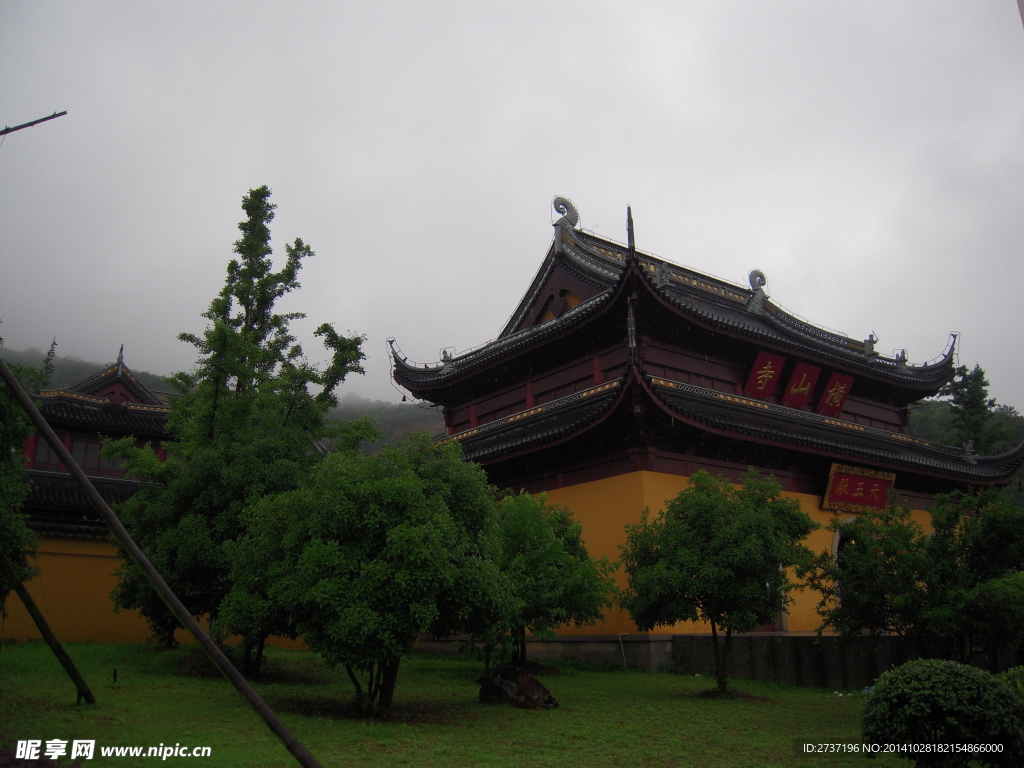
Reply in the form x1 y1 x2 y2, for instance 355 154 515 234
0 357 323 768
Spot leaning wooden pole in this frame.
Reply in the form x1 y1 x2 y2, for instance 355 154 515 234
0 358 323 768
0 549 96 704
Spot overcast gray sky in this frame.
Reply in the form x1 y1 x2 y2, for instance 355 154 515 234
2 1 1023 408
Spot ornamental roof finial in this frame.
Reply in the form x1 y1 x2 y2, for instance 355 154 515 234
117 344 124 376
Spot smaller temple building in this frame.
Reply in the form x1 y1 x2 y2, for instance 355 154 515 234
391 197 1024 640
5 352 169 642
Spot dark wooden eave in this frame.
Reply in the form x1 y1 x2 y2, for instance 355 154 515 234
36 396 169 437
23 469 143 539
438 379 623 463
643 375 1024 486
437 369 1024 488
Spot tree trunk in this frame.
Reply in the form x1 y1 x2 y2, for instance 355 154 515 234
710 622 721 690
345 663 365 709
242 643 255 676
375 658 401 715
720 627 733 694
253 635 267 676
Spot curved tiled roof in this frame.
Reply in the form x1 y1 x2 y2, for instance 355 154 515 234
33 356 171 435
392 215 955 393
650 275 955 389
60 361 166 405
391 290 613 389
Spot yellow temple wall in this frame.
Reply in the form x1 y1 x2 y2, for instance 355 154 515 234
6 470 932 644
543 470 932 636
2 538 152 643
3 537 303 649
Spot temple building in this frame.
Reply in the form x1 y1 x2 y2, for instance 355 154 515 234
5 352 169 642
391 197 1024 639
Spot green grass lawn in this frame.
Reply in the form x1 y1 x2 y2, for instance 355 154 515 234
1 641 908 768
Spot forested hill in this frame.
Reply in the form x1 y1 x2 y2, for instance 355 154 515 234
1 346 173 395
328 394 446 451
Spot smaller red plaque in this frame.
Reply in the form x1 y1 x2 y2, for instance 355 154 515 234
822 464 895 512
743 351 787 401
817 372 854 417
781 362 822 409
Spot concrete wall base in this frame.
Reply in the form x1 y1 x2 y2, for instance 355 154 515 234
418 634 676 672
672 634 1023 689
419 633 1023 687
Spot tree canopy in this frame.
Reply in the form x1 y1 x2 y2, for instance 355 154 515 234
620 470 816 693
106 186 369 653
485 492 617 669
221 434 513 714
805 490 1024 666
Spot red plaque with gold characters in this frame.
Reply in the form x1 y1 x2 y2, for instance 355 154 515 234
822 464 895 512
780 362 822 409
743 351 786 401
817 372 854 416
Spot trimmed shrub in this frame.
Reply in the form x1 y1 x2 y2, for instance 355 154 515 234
862 659 1024 767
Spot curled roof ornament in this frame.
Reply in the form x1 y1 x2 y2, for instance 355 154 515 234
553 196 580 230
747 269 767 314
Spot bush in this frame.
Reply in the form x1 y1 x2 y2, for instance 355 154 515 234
998 666 1024 702
863 659 1024 767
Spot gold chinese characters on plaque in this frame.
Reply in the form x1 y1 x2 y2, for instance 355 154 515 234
822 464 895 513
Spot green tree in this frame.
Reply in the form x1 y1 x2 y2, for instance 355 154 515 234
804 504 931 650
620 470 816 693
0 339 55 612
806 491 1024 665
106 187 368 661
483 492 617 670
948 365 1015 453
913 364 1018 454
222 434 513 715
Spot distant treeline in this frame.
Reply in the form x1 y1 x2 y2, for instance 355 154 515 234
908 400 1024 453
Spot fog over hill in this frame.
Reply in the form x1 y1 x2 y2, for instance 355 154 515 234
1 345 172 394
